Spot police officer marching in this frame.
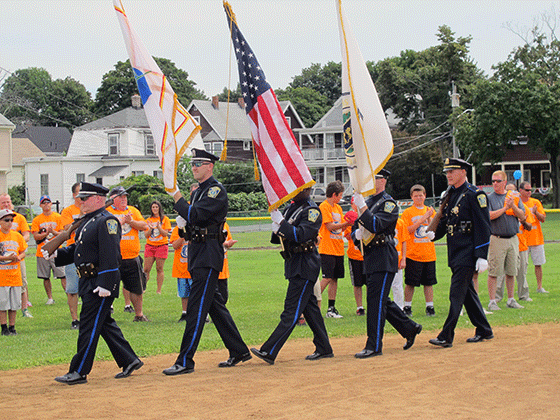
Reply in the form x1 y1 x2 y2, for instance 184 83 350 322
163 148 250 375
49 182 143 385
352 169 423 358
251 187 333 364
428 158 494 348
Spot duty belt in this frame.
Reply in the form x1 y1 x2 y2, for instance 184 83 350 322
280 240 316 260
181 222 226 243
76 263 98 279
362 233 393 249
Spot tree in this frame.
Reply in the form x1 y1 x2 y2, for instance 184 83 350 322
455 19 560 207
112 174 174 215
93 58 207 117
276 86 329 128
50 77 93 129
216 83 243 102
289 61 342 107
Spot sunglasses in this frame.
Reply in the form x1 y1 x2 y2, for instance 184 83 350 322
1 218 13 222
521 188 532 192
491 179 504 183
191 161 211 168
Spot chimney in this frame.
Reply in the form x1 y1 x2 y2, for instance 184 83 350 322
237 97 245 109
212 96 219 110
131 94 142 109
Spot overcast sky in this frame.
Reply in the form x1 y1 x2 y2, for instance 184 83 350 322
1 0 557 101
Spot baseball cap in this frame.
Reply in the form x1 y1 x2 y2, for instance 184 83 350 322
40 195 51 204
0 209 14 220
109 186 128 197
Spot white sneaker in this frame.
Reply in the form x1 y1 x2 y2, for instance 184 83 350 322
488 301 501 311
519 297 533 302
46 298 55 305
506 299 524 309
326 306 343 318
22 308 33 318
483 308 493 315
536 288 549 294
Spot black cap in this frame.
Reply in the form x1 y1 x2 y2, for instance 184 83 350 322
443 158 472 172
375 168 391 179
191 148 219 162
77 182 109 198
109 186 128 197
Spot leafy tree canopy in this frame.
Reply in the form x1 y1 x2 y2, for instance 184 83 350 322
93 58 207 117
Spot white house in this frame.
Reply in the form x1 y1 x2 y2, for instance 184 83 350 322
24 95 171 208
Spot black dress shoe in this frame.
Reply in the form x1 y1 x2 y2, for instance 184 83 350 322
115 358 144 378
305 352 334 361
466 334 494 343
162 364 194 376
218 352 252 367
429 338 453 348
54 371 87 385
250 347 275 365
404 324 423 350
354 349 382 359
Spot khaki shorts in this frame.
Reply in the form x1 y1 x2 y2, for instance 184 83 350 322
488 235 519 278
37 257 65 279
528 244 546 266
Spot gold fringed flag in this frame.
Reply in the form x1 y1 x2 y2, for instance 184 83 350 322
113 0 202 193
224 2 314 211
337 0 393 196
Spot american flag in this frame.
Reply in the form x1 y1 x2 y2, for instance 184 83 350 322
224 2 315 211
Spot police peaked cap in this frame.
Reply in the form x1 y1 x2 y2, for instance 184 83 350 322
443 158 472 172
376 168 391 179
191 148 219 162
77 182 109 198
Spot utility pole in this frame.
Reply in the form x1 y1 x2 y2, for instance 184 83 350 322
450 81 460 158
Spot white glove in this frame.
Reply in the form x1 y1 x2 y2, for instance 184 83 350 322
272 221 280 233
354 229 363 240
167 186 180 197
425 231 435 241
418 226 435 240
270 210 284 224
176 215 187 229
475 258 488 273
93 286 111 297
41 249 57 260
352 193 366 209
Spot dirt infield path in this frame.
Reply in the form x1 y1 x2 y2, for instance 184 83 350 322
2 323 559 419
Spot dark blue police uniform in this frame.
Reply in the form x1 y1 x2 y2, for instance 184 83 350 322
55 206 139 377
356 190 421 356
171 175 249 371
254 196 332 362
433 180 493 343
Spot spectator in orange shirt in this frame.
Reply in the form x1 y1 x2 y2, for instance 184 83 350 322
31 196 66 305
0 209 27 336
144 200 171 294
170 225 191 322
519 181 547 293
107 187 149 321
318 181 353 318
393 217 407 309
400 185 437 317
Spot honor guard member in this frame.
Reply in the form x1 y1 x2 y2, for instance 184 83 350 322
251 188 333 364
428 158 493 348
352 169 423 358
163 149 250 375
49 182 143 385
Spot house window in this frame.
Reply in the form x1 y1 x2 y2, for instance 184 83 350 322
212 142 223 155
76 173 85 183
108 133 120 156
132 171 144 177
40 174 49 196
193 115 201 125
153 170 163 180
204 142 212 153
284 116 291 127
243 140 251 151
96 177 103 185
145 133 155 156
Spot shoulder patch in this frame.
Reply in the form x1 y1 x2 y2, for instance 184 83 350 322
106 219 118 235
208 186 221 199
384 201 396 213
477 194 487 208
308 208 320 223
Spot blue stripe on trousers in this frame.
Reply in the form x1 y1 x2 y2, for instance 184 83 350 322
77 297 106 373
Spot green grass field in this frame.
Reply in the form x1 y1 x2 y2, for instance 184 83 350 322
1 224 559 370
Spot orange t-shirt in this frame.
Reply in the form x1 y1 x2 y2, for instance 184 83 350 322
11 213 29 236
400 205 436 262
0 229 27 286
345 225 362 261
106 206 145 259
170 227 190 279
395 218 408 266
31 212 64 257
219 223 232 280
60 204 82 246
522 197 545 246
146 216 172 246
318 200 345 256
